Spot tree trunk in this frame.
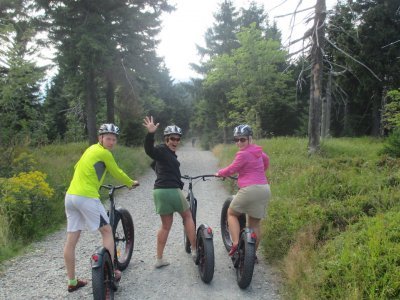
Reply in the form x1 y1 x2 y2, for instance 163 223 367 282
371 91 380 136
343 98 350 135
223 126 227 144
308 0 326 154
380 84 387 136
321 70 332 138
371 103 380 136
106 76 115 123
85 69 98 145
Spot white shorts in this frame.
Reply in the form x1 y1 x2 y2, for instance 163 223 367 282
65 194 109 232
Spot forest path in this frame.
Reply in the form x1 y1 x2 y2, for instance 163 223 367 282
0 142 281 299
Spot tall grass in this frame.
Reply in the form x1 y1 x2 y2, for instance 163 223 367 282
213 137 400 299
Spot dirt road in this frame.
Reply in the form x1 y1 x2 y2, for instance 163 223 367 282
0 143 281 299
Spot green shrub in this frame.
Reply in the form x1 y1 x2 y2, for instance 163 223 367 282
380 128 400 158
12 151 38 174
0 211 9 250
262 198 326 260
383 89 400 130
314 212 400 299
0 146 36 177
0 171 54 241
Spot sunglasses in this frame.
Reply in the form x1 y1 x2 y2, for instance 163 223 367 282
233 137 248 143
169 137 181 142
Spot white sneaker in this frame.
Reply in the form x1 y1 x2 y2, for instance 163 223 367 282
155 258 170 268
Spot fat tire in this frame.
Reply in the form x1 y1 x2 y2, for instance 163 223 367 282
92 251 114 300
236 233 256 289
220 197 246 252
113 208 134 271
197 229 215 283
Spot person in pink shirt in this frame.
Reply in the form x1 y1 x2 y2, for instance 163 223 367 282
215 124 271 258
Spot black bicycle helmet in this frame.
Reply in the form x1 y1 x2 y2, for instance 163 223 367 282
98 123 120 136
233 124 253 137
163 125 182 136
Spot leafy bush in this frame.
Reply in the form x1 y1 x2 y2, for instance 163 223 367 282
0 171 54 241
383 89 400 130
0 212 9 251
314 212 400 299
380 128 400 158
12 151 38 174
263 198 326 260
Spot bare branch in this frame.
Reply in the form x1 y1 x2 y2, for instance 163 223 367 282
268 0 289 14
323 58 349 76
328 24 362 47
382 39 400 49
287 44 311 58
120 58 137 96
288 27 313 46
325 37 382 81
274 5 315 18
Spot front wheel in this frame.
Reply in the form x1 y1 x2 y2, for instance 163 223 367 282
236 232 256 289
220 196 246 252
92 251 114 300
197 229 215 283
113 208 134 271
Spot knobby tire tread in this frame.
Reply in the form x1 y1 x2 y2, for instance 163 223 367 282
92 251 114 300
236 233 256 289
197 229 215 283
113 208 134 271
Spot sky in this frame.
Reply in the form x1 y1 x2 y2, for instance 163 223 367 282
157 0 337 82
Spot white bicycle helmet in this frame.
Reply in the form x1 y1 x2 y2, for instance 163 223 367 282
163 125 182 137
98 123 120 135
233 124 253 137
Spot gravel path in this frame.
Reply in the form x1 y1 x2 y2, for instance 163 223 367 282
0 143 281 300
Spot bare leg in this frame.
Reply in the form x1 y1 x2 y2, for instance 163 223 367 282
247 216 261 251
64 231 81 280
180 209 196 250
157 214 173 259
99 224 115 262
228 208 241 246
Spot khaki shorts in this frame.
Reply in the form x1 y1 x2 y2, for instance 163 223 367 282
153 188 189 215
65 194 109 232
230 184 271 219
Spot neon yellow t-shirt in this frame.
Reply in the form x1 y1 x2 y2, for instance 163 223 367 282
67 143 134 198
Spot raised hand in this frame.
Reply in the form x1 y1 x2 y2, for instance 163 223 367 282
143 116 159 133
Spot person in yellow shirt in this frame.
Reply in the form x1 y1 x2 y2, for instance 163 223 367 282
63 123 139 292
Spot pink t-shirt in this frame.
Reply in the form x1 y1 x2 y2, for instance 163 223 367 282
217 144 269 188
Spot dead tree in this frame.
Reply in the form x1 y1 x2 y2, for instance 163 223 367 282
308 0 326 154
321 70 332 138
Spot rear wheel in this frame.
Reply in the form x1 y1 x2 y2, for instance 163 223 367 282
236 233 256 289
113 208 134 271
92 251 114 300
197 229 214 283
220 197 246 252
